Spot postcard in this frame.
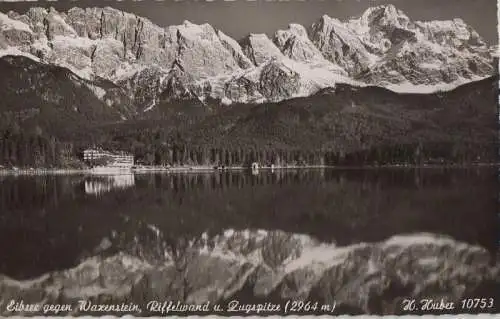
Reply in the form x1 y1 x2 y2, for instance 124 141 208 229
0 0 498 317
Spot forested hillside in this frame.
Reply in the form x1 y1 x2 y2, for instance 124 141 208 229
0 55 497 168
78 76 499 167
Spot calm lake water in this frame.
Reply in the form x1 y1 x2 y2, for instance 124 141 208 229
0 168 497 280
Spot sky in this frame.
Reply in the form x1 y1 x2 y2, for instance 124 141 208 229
0 0 497 45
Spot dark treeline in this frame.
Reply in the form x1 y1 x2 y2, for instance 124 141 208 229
79 125 497 167
1 135 496 169
100 134 496 167
340 142 496 166
0 129 77 168
0 125 496 168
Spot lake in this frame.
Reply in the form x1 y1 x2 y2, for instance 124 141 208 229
0 168 498 315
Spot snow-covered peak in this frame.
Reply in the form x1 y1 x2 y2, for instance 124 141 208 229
0 4 495 106
312 14 358 41
310 13 376 74
217 29 253 69
274 23 330 64
173 20 218 43
415 18 487 48
316 14 346 30
0 12 32 33
490 45 499 57
241 33 284 66
286 23 308 37
275 23 309 40
44 6 78 40
357 4 411 28
167 21 243 77
320 14 337 23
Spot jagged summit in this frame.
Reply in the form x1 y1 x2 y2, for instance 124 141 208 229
0 5 495 107
316 14 345 30
359 3 409 21
319 14 339 21
288 23 306 31
274 23 333 66
241 33 284 66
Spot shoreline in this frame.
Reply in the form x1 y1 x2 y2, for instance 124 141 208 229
0 163 498 176
0 168 91 176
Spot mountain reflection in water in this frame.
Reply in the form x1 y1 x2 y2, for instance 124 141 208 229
0 168 498 315
0 228 498 316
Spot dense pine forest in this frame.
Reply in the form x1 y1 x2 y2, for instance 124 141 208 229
0 126 495 169
0 129 76 168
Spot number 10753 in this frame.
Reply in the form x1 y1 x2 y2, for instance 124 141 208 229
460 298 494 310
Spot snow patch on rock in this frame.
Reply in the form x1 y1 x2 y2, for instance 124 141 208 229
0 12 32 33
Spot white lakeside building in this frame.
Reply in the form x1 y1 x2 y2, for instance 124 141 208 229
83 148 134 171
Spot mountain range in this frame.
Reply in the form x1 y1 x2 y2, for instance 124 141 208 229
0 4 497 168
0 4 496 113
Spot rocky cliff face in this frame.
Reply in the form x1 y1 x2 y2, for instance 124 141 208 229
0 4 495 109
313 5 493 89
310 15 375 76
274 24 327 64
0 230 498 316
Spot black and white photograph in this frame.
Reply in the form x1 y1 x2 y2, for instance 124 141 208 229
0 0 498 316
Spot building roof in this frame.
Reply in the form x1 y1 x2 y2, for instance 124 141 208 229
84 148 133 157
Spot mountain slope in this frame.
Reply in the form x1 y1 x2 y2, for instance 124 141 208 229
69 74 497 168
314 5 493 87
0 5 495 107
0 56 495 166
171 75 497 159
0 55 132 137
